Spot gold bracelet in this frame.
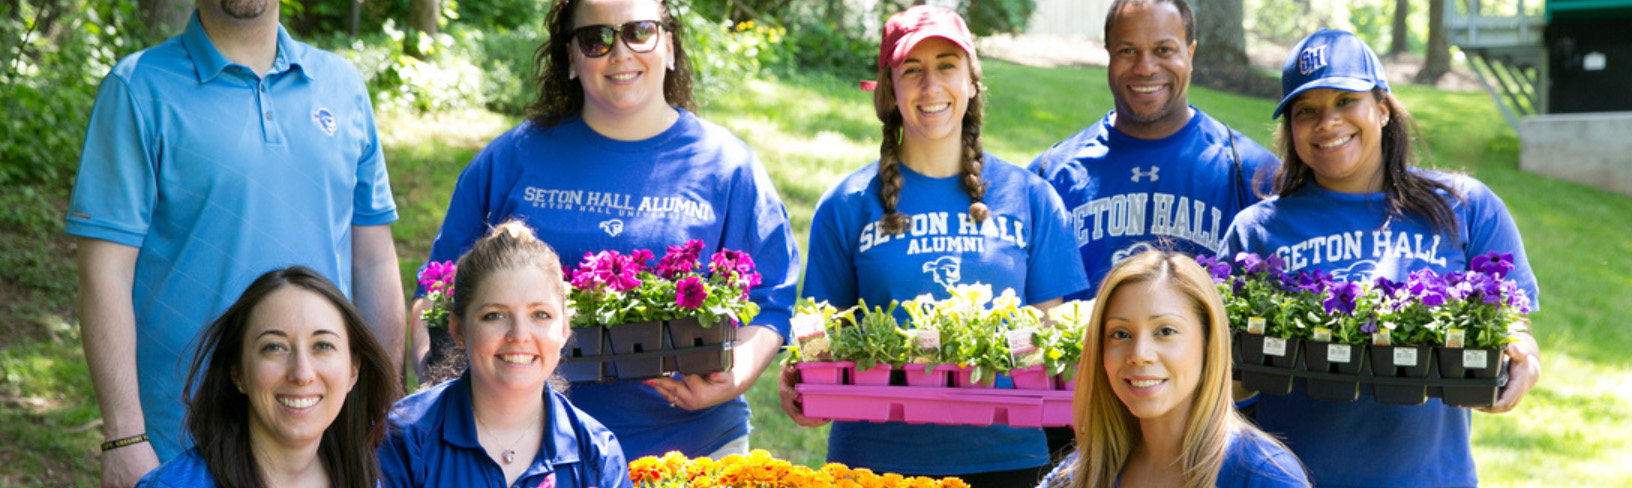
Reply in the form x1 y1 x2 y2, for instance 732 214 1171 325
101 433 149 452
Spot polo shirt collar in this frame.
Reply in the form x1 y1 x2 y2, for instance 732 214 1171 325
180 10 315 84
437 374 586 467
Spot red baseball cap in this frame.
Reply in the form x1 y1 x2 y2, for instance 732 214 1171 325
860 5 977 91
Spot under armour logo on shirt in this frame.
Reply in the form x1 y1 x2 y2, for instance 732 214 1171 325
599 219 624 237
1131 166 1160 182
311 108 337 136
922 255 962 289
1299 46 1328 75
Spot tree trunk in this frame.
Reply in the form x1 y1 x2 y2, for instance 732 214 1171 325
350 0 361 37
139 0 190 38
406 0 439 59
1193 0 1247 67
1415 0 1449 84
1389 0 1410 58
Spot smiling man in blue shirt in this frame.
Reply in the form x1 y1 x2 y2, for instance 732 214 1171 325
68 1 404 485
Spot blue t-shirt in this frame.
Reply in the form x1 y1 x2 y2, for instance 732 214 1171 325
1028 108 1277 299
379 374 633 488
421 110 800 457
802 155 1090 475
1036 427 1310 488
1222 171 1539 487
65 11 397 460
136 448 216 488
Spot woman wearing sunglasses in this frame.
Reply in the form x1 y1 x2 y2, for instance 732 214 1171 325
779 6 1087 485
410 0 800 461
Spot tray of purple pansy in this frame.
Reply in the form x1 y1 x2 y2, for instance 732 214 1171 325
1232 332 1508 407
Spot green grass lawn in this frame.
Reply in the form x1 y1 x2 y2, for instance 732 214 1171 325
2 60 1628 486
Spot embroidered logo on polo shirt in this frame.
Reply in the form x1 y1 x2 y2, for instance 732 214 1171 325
921 255 962 289
599 219 624 237
311 108 337 136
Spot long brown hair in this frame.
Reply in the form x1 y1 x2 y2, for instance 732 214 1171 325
871 57 991 235
185 266 400 488
528 0 695 128
1272 89 1462 239
1066 250 1302 488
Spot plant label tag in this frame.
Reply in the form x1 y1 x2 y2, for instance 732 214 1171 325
1464 349 1489 369
1446 328 1465 349
1247 317 1266 334
1327 344 1351 363
1312 327 1332 342
1263 337 1287 357
1006 328 1037 354
913 329 941 350
792 314 824 341
1393 347 1418 367
1373 330 1392 346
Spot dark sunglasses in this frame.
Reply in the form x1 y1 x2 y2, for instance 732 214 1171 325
572 20 665 58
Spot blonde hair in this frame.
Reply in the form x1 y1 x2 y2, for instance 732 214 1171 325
1066 249 1297 488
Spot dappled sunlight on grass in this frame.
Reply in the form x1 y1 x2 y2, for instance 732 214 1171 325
1473 354 1632 486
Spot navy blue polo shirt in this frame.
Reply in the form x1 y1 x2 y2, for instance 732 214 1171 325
380 374 632 488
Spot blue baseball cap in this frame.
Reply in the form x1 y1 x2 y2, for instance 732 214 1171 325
1272 29 1389 119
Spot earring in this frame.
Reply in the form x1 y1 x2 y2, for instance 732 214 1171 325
1381 117 1390 126
568 66 577 80
667 59 675 71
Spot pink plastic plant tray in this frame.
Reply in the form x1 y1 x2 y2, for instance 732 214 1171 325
796 383 1074 428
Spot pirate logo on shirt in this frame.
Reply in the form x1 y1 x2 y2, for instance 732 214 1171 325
311 108 337 136
599 219 624 237
1111 241 1158 264
922 256 962 289
1331 260 1379 283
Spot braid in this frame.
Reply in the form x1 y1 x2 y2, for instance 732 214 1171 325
960 78 989 223
878 116 912 235
874 62 912 236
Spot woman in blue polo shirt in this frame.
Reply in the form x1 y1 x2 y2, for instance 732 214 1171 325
1222 30 1541 486
138 267 401 488
381 222 630 488
777 5 1088 485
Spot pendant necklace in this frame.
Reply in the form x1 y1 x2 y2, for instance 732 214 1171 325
474 410 540 465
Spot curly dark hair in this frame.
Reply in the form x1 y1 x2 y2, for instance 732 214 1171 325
527 0 695 128
870 59 991 235
1271 89 1463 239
184 266 400 488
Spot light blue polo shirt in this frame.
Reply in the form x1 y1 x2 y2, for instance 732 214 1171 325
66 11 396 460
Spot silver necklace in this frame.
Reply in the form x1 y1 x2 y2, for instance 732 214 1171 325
474 410 540 464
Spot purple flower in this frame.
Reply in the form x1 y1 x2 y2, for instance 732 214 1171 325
1373 276 1403 299
676 276 707 309
1197 255 1232 284
1235 252 1286 277
1322 281 1361 316
1296 269 1332 294
1471 251 1516 279
1407 268 1449 307
1360 319 1379 335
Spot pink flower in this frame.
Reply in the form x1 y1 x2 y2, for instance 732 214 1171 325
571 251 641 292
657 239 706 280
417 261 456 291
676 276 707 309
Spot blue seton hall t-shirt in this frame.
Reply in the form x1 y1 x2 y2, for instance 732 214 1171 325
66 11 396 460
1222 171 1539 487
421 109 800 458
1029 108 1277 298
802 155 1089 475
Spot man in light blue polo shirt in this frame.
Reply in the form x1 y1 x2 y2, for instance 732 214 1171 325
67 1 404 485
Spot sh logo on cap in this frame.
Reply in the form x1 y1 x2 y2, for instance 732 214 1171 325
1298 46 1328 76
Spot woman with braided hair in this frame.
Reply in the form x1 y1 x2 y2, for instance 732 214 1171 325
776 5 1089 485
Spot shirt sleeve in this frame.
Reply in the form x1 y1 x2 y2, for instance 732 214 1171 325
377 422 420 488
1025 178 1090 304
1460 179 1540 311
416 150 499 297
594 423 634 488
351 77 397 226
65 74 156 247
718 152 800 342
800 189 860 310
